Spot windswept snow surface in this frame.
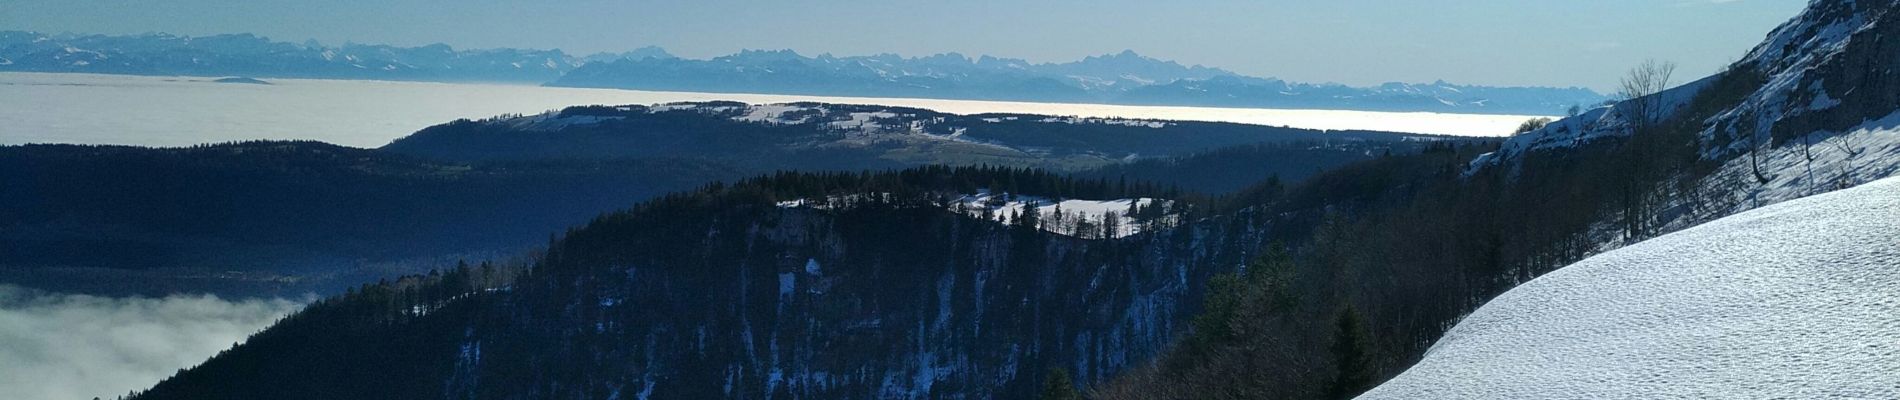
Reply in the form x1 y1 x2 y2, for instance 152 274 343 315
1360 176 1900 399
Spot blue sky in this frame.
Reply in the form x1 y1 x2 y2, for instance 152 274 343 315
1 0 1807 91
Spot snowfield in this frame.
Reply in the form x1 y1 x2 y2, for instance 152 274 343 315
1360 176 1900 399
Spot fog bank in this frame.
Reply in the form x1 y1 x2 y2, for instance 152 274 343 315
0 285 303 400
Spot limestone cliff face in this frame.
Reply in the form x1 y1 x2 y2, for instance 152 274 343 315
1756 0 1900 140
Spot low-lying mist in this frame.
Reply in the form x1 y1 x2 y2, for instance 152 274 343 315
0 285 304 400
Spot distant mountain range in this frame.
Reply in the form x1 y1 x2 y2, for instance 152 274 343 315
0 31 1604 114
0 31 670 82
554 49 1607 115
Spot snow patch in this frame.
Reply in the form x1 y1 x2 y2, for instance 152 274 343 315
829 111 899 132
1807 87 1842 111
777 272 796 297
952 190 1173 238
733 104 817 124
1037 116 1172 129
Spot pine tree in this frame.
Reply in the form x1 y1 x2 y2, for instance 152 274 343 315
1040 368 1082 400
1019 200 1041 229
1328 305 1375 400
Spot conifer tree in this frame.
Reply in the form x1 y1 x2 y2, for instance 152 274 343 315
1040 368 1081 400
1328 305 1375 400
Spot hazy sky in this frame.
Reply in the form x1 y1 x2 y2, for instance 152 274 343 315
2 0 1808 91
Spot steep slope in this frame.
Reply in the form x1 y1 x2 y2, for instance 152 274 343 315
1361 176 1900 399
1098 1 1900 397
1472 0 1900 230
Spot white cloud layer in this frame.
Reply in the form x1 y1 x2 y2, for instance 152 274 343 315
0 285 302 400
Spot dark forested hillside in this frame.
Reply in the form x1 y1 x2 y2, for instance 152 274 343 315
1073 142 1410 195
132 138 1521 400
0 141 740 296
131 166 1276 399
131 137 1533 400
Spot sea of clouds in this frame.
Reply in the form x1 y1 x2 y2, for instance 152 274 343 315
0 285 303 400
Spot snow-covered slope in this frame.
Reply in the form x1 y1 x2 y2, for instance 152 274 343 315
1467 0 1900 237
1468 1 1880 172
1360 176 1900 399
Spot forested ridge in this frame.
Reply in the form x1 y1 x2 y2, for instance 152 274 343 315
130 165 1257 399
381 102 1441 170
127 138 1505 399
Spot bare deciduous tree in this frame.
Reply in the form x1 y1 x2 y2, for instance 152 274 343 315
1823 133 1862 189
1743 119 1773 184
1617 59 1678 131
1613 59 1677 241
